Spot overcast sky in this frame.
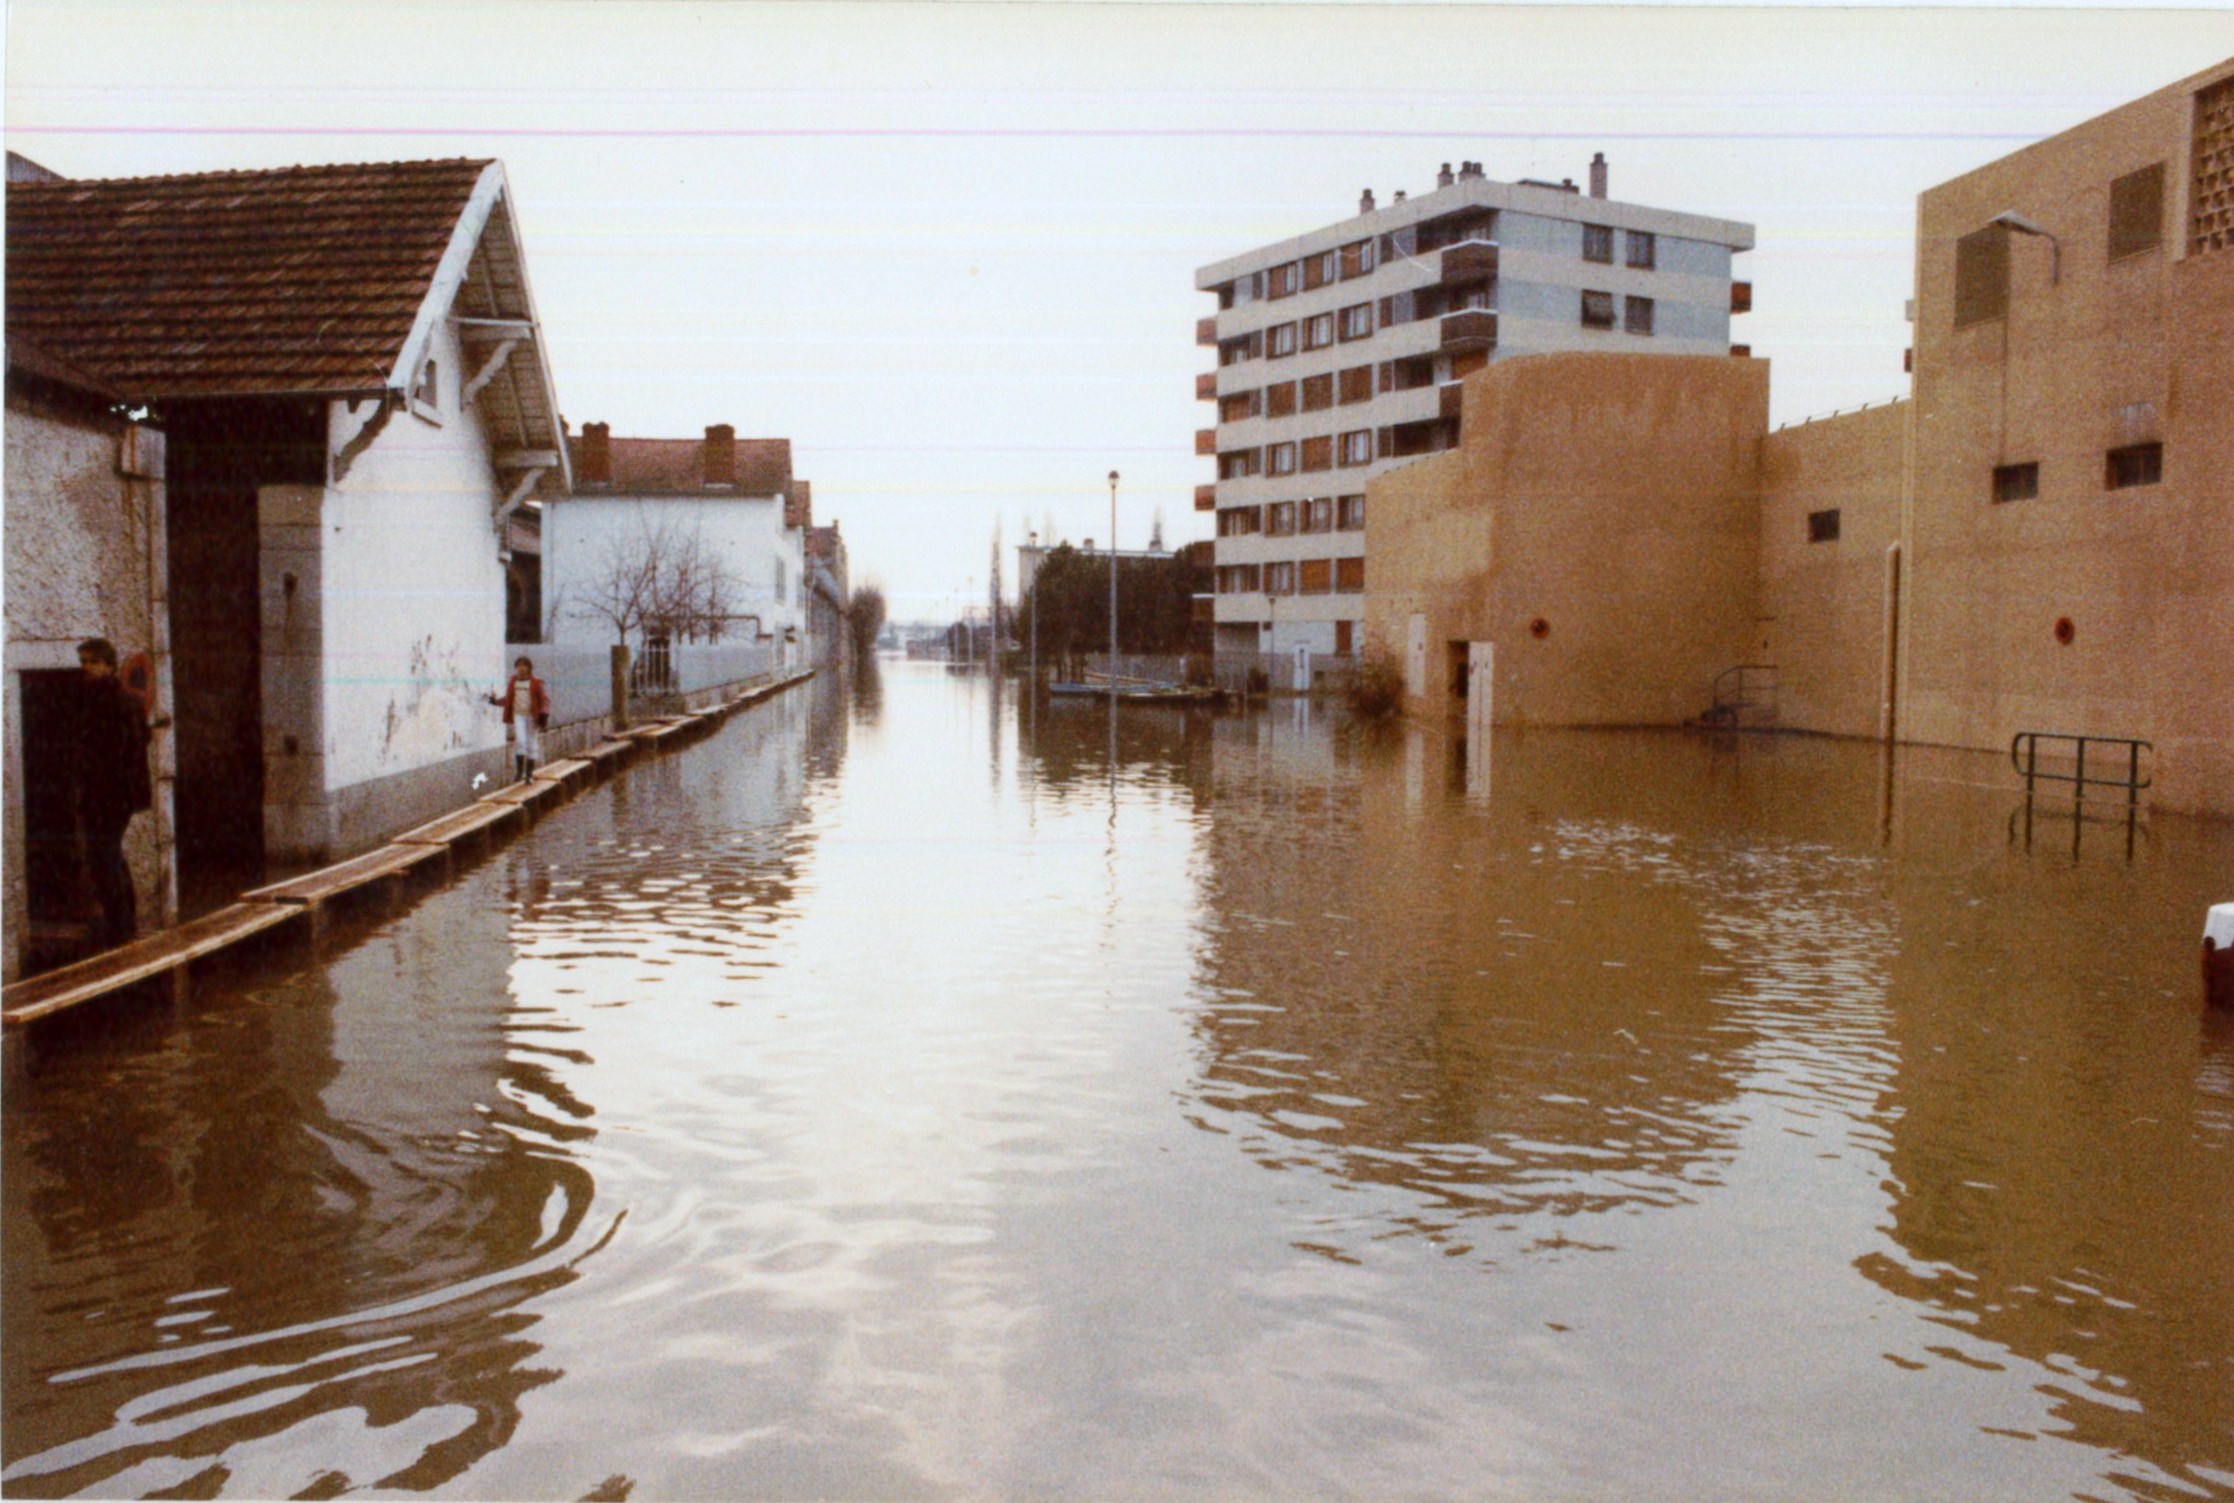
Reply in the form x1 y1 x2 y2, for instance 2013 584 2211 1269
10 2 2234 619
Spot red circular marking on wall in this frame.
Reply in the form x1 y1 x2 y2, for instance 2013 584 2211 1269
2053 616 2075 645
1529 617 1550 639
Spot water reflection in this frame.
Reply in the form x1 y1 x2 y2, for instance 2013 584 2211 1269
5 671 2230 1501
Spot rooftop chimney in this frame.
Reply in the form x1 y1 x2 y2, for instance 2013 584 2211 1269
1360 188 1376 214
580 422 611 485
1589 152 1608 199
703 423 735 486
1437 161 1455 188
1393 190 1407 204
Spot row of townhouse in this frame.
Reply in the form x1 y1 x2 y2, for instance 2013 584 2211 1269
1194 59 2234 818
3 152 847 980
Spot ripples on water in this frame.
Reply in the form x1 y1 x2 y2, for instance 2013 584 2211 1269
5 667 2231 1500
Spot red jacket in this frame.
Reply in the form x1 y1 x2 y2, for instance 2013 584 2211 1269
490 675 551 727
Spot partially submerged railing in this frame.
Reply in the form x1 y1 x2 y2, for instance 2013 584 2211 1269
1702 663 1778 729
2009 731 2153 860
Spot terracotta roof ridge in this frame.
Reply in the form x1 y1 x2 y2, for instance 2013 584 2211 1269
5 157 496 191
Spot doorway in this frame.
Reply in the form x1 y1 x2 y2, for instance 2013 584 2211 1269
16 670 96 969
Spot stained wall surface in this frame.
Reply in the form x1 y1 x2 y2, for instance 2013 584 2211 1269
1362 352 1768 725
1904 57 2234 815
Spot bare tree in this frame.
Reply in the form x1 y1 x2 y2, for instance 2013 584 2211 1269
569 512 740 647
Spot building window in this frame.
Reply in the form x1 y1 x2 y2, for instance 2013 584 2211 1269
1626 230 1656 270
1266 380 1298 418
1299 559 1333 595
1624 295 1655 336
2190 75 2234 255
1339 239 1376 279
1301 312 1335 351
1335 556 1365 592
1266 322 1299 359
1301 435 1333 472
1581 290 1616 329
1337 494 1366 530
1303 250 1338 290
1338 365 1374 404
1582 224 1614 263
1302 497 1335 532
1267 500 1298 534
1218 448 1261 480
1267 442 1298 476
1377 291 1416 328
1217 505 1263 537
1218 389 1260 423
1954 226 2010 327
1264 561 1298 595
1301 373 1334 412
1337 430 1372 468
1217 564 1262 594
1338 303 1374 341
1807 509 1841 543
1991 462 2039 503
1216 282 1236 311
1218 332 1260 366
2105 442 2163 490
1268 262 1299 299
1385 355 1434 391
2109 163 2165 261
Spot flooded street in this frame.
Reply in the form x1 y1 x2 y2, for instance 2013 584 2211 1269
6 663 2232 1501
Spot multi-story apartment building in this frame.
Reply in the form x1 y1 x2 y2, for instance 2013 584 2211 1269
1194 156 1755 664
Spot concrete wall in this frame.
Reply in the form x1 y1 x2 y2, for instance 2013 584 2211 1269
543 491 807 671
3 390 175 976
1904 56 2234 816
1757 402 1908 739
1363 351 1769 726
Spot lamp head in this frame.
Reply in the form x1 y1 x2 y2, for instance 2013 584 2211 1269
1108 470 1120 487
1990 210 2050 238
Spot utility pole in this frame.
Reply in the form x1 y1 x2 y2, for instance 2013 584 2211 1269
1107 469 1120 713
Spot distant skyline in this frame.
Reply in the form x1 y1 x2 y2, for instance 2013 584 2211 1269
11 3 2234 617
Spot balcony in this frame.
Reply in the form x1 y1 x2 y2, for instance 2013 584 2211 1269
1196 316 1218 346
1195 483 1216 512
1196 371 1218 400
1195 428 1216 456
1439 240 1500 283
1439 310 1499 354
1731 280 1753 314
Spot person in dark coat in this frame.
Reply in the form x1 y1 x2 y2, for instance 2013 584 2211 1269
73 637 152 948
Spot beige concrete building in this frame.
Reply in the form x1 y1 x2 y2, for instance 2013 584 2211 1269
1362 57 2233 818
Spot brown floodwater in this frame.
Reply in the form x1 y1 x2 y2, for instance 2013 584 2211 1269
5 663 2231 1501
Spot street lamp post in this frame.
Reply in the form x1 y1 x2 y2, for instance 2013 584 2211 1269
1107 469 1120 714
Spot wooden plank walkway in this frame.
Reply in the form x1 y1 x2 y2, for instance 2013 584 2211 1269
244 843 446 906
483 779 562 810
3 903 302 1027
392 800 521 847
2 670 823 1029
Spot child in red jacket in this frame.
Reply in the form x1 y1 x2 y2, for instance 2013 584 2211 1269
488 656 552 783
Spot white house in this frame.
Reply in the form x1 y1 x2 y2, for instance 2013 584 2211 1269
5 156 569 895
545 423 808 674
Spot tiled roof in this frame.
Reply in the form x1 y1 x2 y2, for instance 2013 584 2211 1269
6 159 491 400
569 434 793 499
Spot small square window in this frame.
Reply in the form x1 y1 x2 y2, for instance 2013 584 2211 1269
1301 374 1334 412
1807 509 1841 543
1581 290 1616 329
1991 462 2038 503
2105 442 2162 490
1582 224 1614 264
1337 494 1366 530
1624 295 1654 336
1626 231 1656 270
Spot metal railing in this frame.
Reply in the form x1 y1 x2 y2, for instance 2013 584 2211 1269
1702 663 1778 728
2009 731 2153 861
2011 732 2152 804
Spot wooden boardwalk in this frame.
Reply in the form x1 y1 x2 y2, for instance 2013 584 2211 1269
3 903 302 1027
2 667 819 1028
